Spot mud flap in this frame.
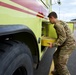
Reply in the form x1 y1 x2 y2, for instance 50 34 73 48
34 47 56 75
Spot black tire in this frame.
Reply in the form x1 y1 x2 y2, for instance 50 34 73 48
0 40 33 75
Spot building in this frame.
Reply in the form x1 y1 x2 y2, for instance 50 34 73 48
71 19 76 29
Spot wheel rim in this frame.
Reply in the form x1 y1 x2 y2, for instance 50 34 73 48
13 66 27 75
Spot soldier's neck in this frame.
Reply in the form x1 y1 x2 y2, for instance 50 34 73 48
54 19 59 24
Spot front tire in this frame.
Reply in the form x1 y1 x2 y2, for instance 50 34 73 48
0 40 33 75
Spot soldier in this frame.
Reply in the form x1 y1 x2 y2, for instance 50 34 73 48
48 12 76 75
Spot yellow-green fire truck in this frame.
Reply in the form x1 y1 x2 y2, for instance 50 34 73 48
0 0 74 75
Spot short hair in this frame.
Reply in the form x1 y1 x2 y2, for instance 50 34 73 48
48 12 57 18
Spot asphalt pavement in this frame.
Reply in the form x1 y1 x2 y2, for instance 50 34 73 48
67 30 76 75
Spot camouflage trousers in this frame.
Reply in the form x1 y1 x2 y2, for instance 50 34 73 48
53 44 76 75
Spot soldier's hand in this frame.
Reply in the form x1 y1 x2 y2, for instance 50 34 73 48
49 42 53 48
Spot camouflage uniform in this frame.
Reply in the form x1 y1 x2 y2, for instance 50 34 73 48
52 20 76 75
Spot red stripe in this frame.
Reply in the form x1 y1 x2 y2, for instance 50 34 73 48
11 0 48 16
0 2 36 16
0 1 44 18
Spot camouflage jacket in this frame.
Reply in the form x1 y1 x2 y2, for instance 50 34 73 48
53 20 76 48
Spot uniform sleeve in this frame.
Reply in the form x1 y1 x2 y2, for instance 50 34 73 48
53 24 66 47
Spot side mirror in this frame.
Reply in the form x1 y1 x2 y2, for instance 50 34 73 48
58 0 61 5
51 0 61 5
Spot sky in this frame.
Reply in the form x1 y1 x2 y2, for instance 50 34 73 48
52 0 76 21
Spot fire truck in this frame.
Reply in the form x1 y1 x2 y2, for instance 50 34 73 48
0 0 75 75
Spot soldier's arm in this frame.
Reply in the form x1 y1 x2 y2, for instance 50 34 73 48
53 24 66 47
